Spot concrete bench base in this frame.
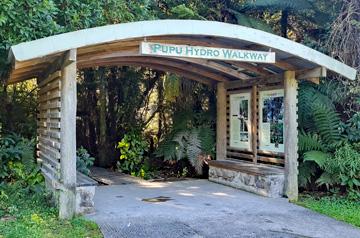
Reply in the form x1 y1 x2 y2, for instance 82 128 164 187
208 160 285 198
43 171 97 215
76 172 97 214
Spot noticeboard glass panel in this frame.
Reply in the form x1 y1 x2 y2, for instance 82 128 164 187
259 89 285 153
229 92 251 150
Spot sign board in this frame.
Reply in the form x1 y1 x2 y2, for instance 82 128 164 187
230 92 251 150
259 89 285 153
140 42 276 63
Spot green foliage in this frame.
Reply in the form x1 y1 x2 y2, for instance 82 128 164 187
0 133 43 189
343 112 360 142
303 150 331 168
243 0 313 10
298 131 324 152
297 195 360 227
312 104 343 146
298 161 317 188
226 8 274 32
116 132 149 176
297 81 344 189
320 144 360 195
170 4 204 19
76 147 95 176
163 74 180 102
298 82 343 145
0 183 102 238
0 80 38 138
155 108 215 175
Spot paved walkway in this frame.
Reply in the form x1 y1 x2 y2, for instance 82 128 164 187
86 179 360 238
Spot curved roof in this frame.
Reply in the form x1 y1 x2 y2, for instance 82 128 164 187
7 20 357 84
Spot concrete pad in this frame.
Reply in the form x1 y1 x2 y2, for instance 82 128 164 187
86 179 360 238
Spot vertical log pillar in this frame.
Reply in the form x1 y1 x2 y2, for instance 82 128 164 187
216 82 227 160
284 71 298 201
59 49 77 219
251 85 258 163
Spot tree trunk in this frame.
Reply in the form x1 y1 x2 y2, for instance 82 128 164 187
281 9 289 38
157 73 164 141
97 67 109 167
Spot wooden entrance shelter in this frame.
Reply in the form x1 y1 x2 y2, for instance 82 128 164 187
6 20 357 218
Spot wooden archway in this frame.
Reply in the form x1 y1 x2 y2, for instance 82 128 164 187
7 20 357 218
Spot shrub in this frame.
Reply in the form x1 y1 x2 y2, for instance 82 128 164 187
320 144 360 196
0 133 43 189
116 132 149 176
76 147 95 175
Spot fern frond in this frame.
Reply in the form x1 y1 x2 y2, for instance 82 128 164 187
316 172 338 190
155 139 179 161
185 129 202 171
303 150 331 168
198 126 215 156
298 83 334 132
226 9 274 33
298 131 324 152
316 80 347 104
312 104 343 146
172 131 188 160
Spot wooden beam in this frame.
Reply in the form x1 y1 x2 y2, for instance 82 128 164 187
297 67 327 82
59 49 77 219
229 61 272 76
80 60 214 86
216 82 227 160
284 71 298 201
274 60 298 71
224 74 283 90
173 58 252 80
78 49 250 80
78 56 229 82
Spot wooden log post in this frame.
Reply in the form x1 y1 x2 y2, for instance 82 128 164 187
284 71 299 201
251 85 258 163
59 49 77 219
216 82 227 160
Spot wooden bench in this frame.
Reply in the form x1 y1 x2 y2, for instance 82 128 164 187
76 172 97 214
208 160 285 198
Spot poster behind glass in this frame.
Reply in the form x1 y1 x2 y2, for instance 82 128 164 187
259 89 284 153
230 93 251 150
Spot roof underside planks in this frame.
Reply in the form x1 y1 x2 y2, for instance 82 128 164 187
7 20 357 84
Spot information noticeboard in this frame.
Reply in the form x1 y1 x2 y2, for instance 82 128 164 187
229 92 251 150
259 89 285 153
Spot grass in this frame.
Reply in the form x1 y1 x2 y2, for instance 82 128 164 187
0 184 102 238
296 194 360 228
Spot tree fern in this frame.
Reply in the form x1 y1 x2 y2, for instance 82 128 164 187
298 81 344 146
312 103 343 146
156 126 215 175
226 8 274 33
298 83 334 132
